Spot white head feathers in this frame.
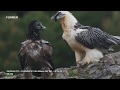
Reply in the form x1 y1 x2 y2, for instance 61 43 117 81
58 11 72 15
58 11 78 29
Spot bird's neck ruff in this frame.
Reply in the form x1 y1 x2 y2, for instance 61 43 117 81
60 13 78 32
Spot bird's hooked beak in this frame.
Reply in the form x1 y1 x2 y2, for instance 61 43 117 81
33 24 46 36
51 11 65 22
37 23 46 31
41 24 46 30
34 21 46 31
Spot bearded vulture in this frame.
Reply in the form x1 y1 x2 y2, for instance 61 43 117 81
51 11 120 66
18 20 55 78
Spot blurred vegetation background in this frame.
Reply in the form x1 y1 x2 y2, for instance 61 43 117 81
0 11 120 71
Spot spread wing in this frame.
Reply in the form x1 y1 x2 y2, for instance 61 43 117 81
75 26 120 49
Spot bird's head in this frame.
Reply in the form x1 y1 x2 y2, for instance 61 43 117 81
51 11 78 30
51 11 72 22
29 20 46 34
27 20 46 40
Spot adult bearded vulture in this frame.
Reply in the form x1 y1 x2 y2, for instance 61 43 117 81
18 20 55 78
51 11 120 66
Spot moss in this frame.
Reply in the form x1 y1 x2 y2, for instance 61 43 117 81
68 68 79 77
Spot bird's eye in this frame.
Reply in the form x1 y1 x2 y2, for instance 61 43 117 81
35 22 39 26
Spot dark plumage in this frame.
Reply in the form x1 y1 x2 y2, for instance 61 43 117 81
75 26 120 49
18 20 54 79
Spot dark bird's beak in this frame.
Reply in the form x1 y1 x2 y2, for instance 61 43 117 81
51 12 65 22
51 14 58 22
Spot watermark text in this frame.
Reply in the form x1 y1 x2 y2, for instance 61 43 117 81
6 16 18 19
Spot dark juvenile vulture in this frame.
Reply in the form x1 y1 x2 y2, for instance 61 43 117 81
18 20 55 79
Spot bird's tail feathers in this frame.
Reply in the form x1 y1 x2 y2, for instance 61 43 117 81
113 36 120 39
43 60 53 70
112 36 120 45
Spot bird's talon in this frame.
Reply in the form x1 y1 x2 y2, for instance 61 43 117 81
76 61 88 68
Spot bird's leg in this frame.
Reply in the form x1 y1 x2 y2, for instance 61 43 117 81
24 66 33 79
75 52 85 67
80 56 91 65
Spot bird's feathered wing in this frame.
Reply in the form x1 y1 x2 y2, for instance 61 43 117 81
40 40 55 70
75 26 120 49
18 40 54 71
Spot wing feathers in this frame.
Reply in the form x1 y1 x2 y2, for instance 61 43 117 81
75 27 120 49
18 40 54 71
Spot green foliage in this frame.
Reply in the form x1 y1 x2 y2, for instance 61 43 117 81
0 11 120 71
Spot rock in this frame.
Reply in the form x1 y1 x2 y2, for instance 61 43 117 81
101 75 112 79
55 68 70 79
1 51 120 79
0 72 5 77
107 65 120 74
89 67 98 75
